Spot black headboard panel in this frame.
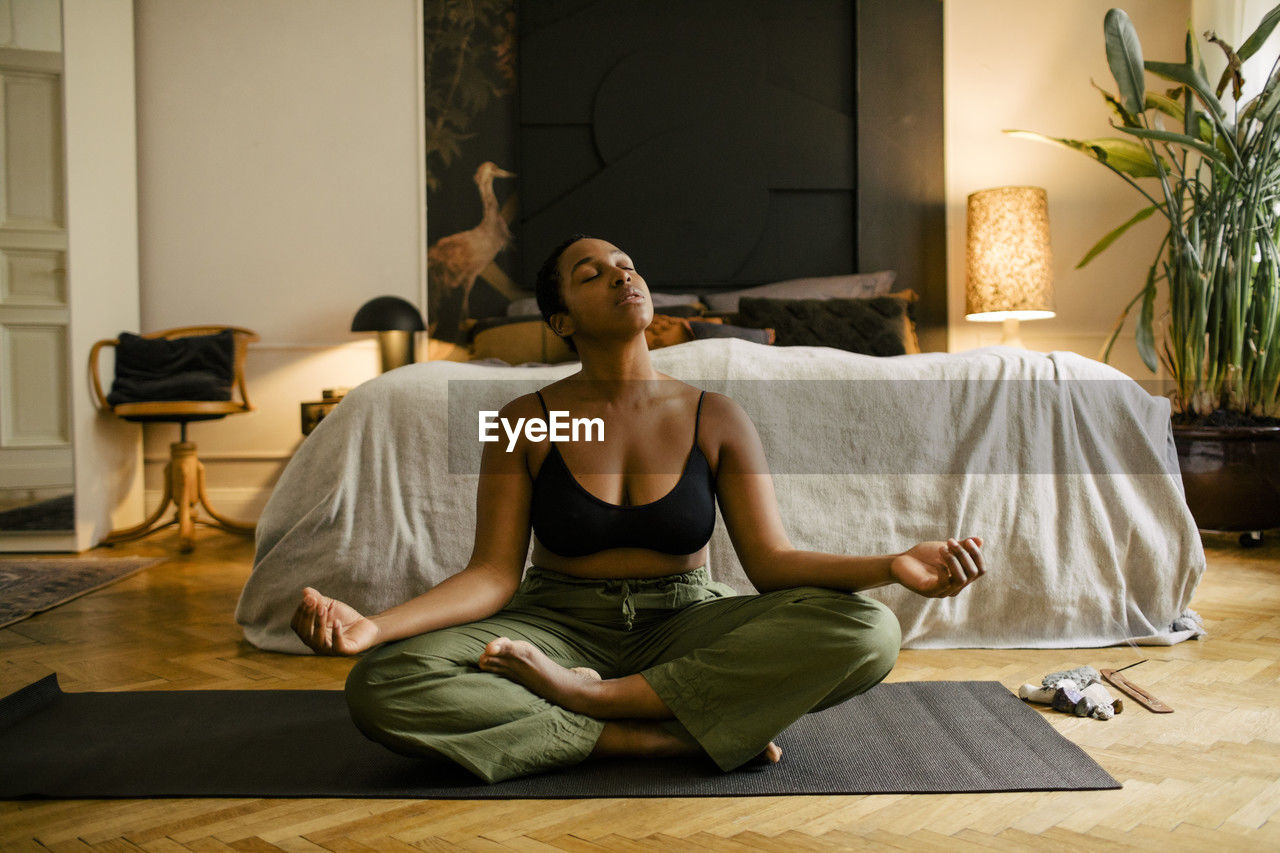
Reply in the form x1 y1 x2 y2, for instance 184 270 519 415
516 0 943 334
856 0 946 333
518 0 855 292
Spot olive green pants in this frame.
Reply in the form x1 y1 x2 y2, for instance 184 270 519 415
345 565 901 784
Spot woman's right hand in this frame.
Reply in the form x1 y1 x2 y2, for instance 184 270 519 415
291 587 381 656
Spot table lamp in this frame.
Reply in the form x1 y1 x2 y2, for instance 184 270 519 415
965 186 1056 347
351 295 426 372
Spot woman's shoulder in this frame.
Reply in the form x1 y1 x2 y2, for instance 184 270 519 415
498 391 547 421
694 389 766 476
655 375 724 405
695 389 757 441
697 387 748 415
650 378 736 422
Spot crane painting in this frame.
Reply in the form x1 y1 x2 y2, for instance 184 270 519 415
427 161 517 343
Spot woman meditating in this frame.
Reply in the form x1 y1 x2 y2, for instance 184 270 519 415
292 235 986 784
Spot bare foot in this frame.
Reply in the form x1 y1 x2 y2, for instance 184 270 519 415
591 720 703 759
750 741 784 765
591 720 783 768
478 637 603 714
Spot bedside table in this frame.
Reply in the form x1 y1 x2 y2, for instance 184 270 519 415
300 388 348 435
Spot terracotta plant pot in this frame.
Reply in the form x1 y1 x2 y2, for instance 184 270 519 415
1172 424 1280 539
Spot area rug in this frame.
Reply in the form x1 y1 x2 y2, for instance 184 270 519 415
0 675 1119 799
0 557 164 630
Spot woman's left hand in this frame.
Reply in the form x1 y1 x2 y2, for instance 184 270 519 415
890 536 985 598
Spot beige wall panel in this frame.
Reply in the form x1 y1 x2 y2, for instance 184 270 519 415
1 69 62 227
5 0 62 51
134 0 424 346
1 247 64 302
0 450 71 489
1 321 67 444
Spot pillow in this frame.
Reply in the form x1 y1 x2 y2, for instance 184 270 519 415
469 314 535 337
735 291 920 356
106 330 235 405
425 337 471 362
646 303 703 318
645 314 693 350
702 271 897 314
688 320 775 346
506 292 705 317
470 319 576 365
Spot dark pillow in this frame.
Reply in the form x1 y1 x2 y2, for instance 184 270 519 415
735 296 914 356
688 320 775 346
701 271 897 313
107 330 235 405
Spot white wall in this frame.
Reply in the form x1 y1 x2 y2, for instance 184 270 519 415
945 0 1193 379
1194 0 1280 104
64 0 144 550
133 0 425 519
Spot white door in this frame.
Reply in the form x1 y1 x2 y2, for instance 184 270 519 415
0 45 71 508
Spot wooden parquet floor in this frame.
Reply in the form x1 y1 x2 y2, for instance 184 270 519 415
2 528 1279 851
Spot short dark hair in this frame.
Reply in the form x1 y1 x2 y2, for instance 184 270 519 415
534 234 592 354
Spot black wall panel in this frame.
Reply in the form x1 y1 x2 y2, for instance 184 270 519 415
856 0 946 331
516 0 943 337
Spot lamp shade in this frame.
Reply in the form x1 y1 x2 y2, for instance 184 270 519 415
351 296 426 332
965 186 1055 321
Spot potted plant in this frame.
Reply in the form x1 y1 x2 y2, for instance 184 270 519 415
1011 5 1280 543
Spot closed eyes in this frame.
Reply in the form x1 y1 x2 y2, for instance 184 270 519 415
578 263 635 282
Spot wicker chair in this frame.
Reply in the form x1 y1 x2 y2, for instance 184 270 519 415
89 326 258 552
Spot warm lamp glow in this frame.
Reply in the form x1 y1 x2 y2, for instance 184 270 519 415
965 186 1056 347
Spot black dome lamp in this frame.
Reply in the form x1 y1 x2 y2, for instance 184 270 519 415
351 295 426 373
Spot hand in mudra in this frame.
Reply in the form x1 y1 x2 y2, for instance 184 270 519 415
891 537 985 598
291 587 380 655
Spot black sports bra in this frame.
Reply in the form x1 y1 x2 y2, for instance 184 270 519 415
529 389 717 558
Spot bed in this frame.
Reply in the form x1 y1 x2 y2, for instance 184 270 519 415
235 336 1206 654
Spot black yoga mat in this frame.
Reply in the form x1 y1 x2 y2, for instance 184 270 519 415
0 674 1118 799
